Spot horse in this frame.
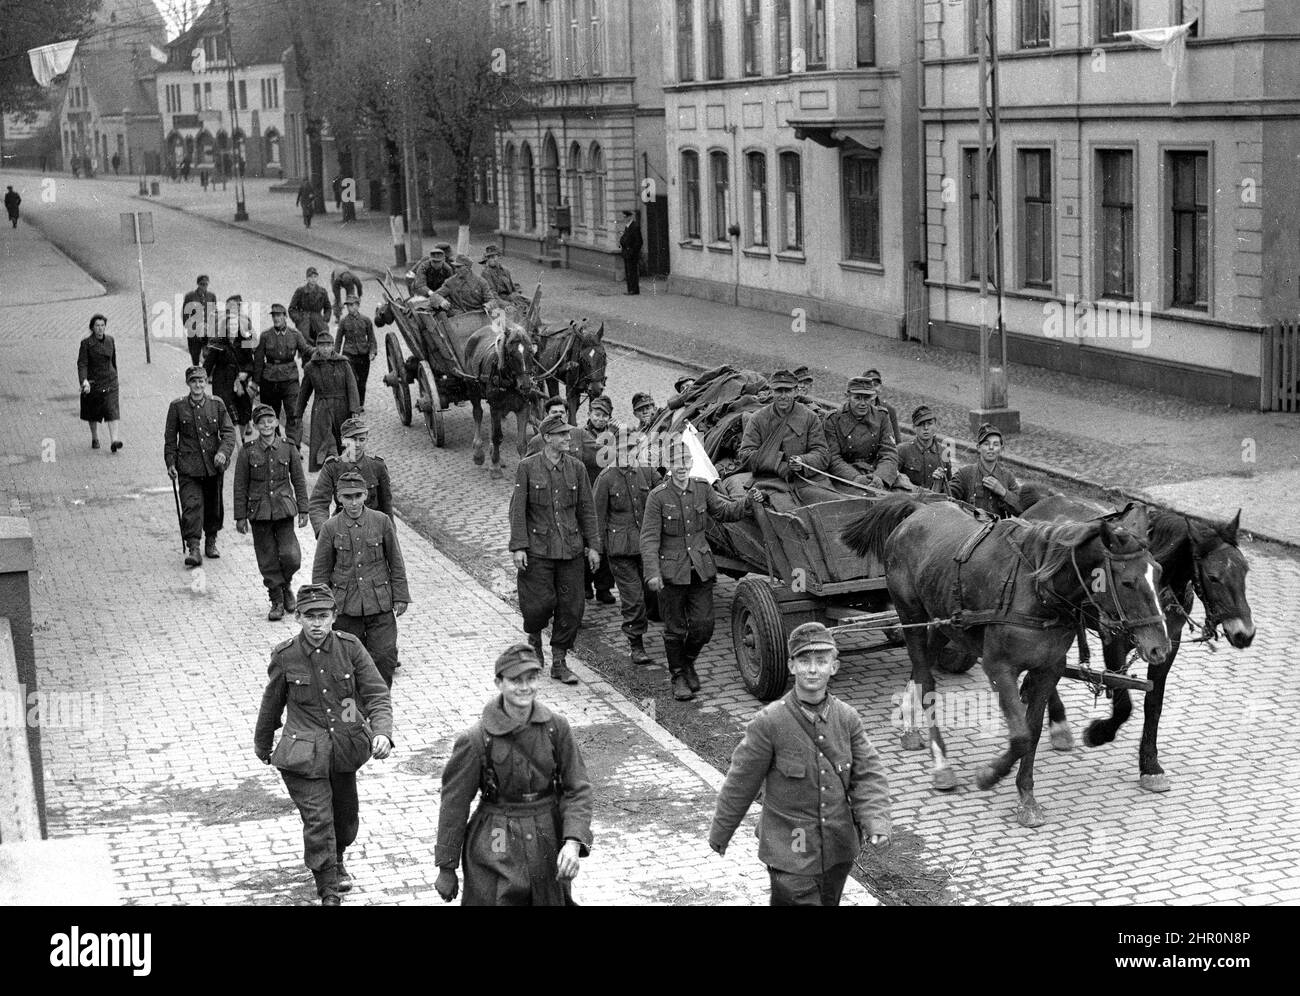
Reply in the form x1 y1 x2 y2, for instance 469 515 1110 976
841 494 1171 828
1020 490 1254 792
531 319 607 424
461 310 540 477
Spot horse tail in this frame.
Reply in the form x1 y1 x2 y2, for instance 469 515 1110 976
841 494 926 563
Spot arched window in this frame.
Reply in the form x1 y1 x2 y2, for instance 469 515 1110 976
522 142 537 230
503 144 517 227
541 133 561 221
589 142 605 234
568 142 584 228
264 128 280 167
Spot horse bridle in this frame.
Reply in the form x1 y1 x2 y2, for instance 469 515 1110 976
1067 544 1167 643
532 325 576 382
1177 516 1226 644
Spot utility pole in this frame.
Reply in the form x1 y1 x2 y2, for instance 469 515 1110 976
222 0 249 220
396 0 423 265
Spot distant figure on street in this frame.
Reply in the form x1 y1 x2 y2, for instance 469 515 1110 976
330 266 363 320
111 152 121 176
253 303 313 447
181 156 191 181
336 295 376 410
308 417 392 537
182 274 217 367
4 186 20 228
296 179 316 227
71 157 81 178
200 168 208 191
331 175 342 210
619 209 642 295
289 266 331 343
254 583 393 906
434 643 593 906
297 329 359 471
947 422 1022 519
77 313 122 452
709 621 892 906
164 366 237 567
169 160 178 182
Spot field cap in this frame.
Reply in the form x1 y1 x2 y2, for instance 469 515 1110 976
911 405 936 426
631 392 655 410
538 413 572 437
336 470 368 494
185 366 207 383
306 266 319 277
847 376 876 395
340 417 367 438
977 422 1003 446
251 403 277 422
496 643 542 678
674 376 694 393
769 369 798 389
787 621 836 657
295 584 335 612
270 302 287 314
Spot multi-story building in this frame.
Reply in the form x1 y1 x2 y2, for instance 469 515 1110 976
661 1 923 338
922 0 1299 409
495 1 669 277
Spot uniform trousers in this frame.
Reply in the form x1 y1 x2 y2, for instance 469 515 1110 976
345 355 371 409
258 379 303 445
607 555 653 640
178 472 224 541
658 571 715 671
333 611 399 687
517 554 585 651
281 768 358 898
768 861 854 907
251 518 301 593
187 334 205 367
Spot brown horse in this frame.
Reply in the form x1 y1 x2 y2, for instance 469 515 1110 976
531 319 607 424
842 495 1171 827
462 311 540 477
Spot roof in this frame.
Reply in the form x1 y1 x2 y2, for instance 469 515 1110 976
168 0 289 67
74 48 161 118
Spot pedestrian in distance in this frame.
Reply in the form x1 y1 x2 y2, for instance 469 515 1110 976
77 313 122 452
111 152 121 176
619 208 642 295
947 422 1023 519
164 366 237 567
254 583 393 906
308 417 392 537
331 174 342 210
4 185 20 227
297 329 359 472
434 643 593 906
253 303 313 447
234 404 310 621
200 168 208 191
335 294 377 411
897 405 952 492
509 413 602 685
289 266 332 344
709 621 892 906
181 156 191 182
182 274 218 367
312 470 409 687
296 178 316 228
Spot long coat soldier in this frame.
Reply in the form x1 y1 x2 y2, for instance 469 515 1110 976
297 329 360 472
253 302 313 446
735 369 835 503
435 643 593 906
947 422 1023 518
164 366 237 567
823 376 900 490
593 432 659 666
308 417 392 537
289 266 331 343
254 584 393 905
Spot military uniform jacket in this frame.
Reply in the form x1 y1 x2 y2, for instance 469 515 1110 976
336 313 376 359
640 479 747 584
509 452 600 560
593 465 657 558
234 436 309 521
412 258 452 295
308 454 393 535
897 438 951 491
253 326 313 383
288 284 331 339
164 395 237 477
824 403 900 485
483 264 519 298
947 459 1022 518
440 271 495 313
737 402 830 480
313 507 411 615
709 691 892 875
253 630 394 779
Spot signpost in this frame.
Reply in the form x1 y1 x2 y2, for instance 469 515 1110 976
120 211 155 363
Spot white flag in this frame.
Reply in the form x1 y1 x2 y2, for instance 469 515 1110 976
682 422 718 484
1115 23 1194 107
149 44 168 64
28 39 79 88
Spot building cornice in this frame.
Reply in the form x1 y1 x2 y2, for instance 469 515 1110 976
922 100 1300 122
922 33 1300 68
665 67 902 95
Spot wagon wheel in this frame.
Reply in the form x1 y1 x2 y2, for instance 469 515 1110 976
731 577 790 701
415 361 445 448
936 646 978 674
384 331 412 427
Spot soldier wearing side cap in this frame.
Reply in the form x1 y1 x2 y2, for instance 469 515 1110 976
234 403 310 621
710 622 892 907
164 365 237 567
947 422 1022 519
289 266 332 343
434 643 593 906
897 405 952 492
297 329 360 472
254 584 394 906
308 417 393 537
312 470 409 688
253 303 313 447
438 254 497 314
335 294 377 411
823 376 900 492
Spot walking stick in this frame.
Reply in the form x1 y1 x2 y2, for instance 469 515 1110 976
171 474 185 553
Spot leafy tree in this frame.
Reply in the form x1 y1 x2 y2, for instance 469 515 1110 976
0 0 101 117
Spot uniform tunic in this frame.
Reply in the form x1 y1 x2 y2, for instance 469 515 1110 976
594 464 659 639
412 257 453 296
436 697 593 906
253 325 313 446
297 349 360 471
289 283 332 341
77 332 119 422
336 311 377 407
737 401 831 484
182 288 218 364
823 403 899 485
897 437 952 491
164 394 237 541
308 454 393 536
947 459 1023 518
234 435 308 592
482 263 520 298
439 270 496 314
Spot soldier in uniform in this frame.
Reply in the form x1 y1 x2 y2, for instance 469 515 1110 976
631 391 661 433
641 442 755 701
309 417 393 537
580 396 616 604
336 294 377 411
947 422 1023 518
411 246 453 297
234 404 310 621
254 583 393 906
438 254 497 314
181 274 217 367
709 621 891 906
330 266 363 320
594 432 659 666
480 244 522 300
253 303 313 447
434 643 593 906
666 375 696 411
297 329 360 472
312 471 409 687
524 396 571 456
735 369 835 502
509 413 602 686
823 376 900 491
289 266 332 344
164 366 237 567
791 365 836 419
897 404 952 492
861 368 901 444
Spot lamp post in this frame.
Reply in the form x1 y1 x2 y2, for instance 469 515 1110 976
222 0 249 220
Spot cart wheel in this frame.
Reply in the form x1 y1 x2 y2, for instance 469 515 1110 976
384 332 412 427
937 646 978 674
731 577 790 701
416 361 445 448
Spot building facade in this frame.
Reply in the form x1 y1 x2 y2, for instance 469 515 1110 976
922 0 1298 408
58 49 166 176
495 0 669 277
661 0 922 338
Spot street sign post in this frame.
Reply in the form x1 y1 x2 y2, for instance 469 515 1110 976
120 211 155 363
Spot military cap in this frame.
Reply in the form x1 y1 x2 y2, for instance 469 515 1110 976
196 274 210 284
481 244 501 261
295 584 336 612
335 469 369 494
226 293 242 304
911 405 936 426
185 365 207 382
270 302 287 314
787 621 837 657
862 368 883 381
437 242 453 254
345 293 360 305
791 365 811 379
314 330 335 346
429 246 445 257
769 369 798 389
846 376 878 395
631 392 655 410
977 422 1003 446
495 643 542 678
538 413 572 437
589 395 613 415
251 403 277 423
306 266 319 277
340 416 368 438
622 209 635 217
674 376 694 393
452 254 473 268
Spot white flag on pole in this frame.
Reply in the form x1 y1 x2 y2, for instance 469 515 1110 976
682 422 718 484
1115 23 1195 107
28 39 79 88
149 44 168 64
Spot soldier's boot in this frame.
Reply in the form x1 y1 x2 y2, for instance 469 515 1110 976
267 589 285 622
204 535 220 559
628 635 653 667
550 648 579 685
336 854 353 893
184 540 202 568
666 644 694 701
595 587 616 605
282 584 298 613
526 632 546 668
313 867 341 906
684 655 703 693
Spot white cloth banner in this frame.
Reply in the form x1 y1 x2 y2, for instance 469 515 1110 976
28 39 79 88
149 44 168 64
1115 23 1194 107
682 422 718 484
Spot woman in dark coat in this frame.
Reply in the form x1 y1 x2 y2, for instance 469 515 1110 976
204 295 257 444
77 313 122 451
296 329 359 471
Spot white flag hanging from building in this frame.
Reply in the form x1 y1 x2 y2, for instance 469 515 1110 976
149 45 168 64
28 39 79 88
1115 23 1195 108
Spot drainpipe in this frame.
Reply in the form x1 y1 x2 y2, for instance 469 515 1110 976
727 122 740 306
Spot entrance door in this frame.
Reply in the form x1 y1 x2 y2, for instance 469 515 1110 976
645 194 670 276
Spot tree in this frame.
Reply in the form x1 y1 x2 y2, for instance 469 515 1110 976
274 0 336 213
156 0 205 38
0 0 101 117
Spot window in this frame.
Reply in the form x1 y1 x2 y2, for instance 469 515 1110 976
504 144 517 228
676 0 695 82
742 0 761 77
709 150 730 241
238 80 247 110
746 151 768 247
775 0 792 73
843 154 880 262
227 81 236 109
569 0 581 75
968 0 980 55
204 82 212 110
540 0 555 74
682 150 701 239
1098 150 1134 299
1177 0 1201 37
805 0 827 69
1019 0 1050 48
568 142 585 227
1099 0 1133 42
589 0 603 75
780 151 803 250
857 0 876 66
589 143 605 231
1169 150 1208 309
1020 150 1053 288
522 142 537 229
193 83 201 111
706 0 723 80
963 147 997 281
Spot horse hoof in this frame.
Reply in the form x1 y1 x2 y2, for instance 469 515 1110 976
1139 773 1171 794
1015 802 1046 828
1083 720 1112 748
489 466 504 480
932 768 958 792
975 766 999 791
472 452 485 466
900 730 926 751
1049 720 1075 752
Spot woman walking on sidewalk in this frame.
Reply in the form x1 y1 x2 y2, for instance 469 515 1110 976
77 313 123 452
